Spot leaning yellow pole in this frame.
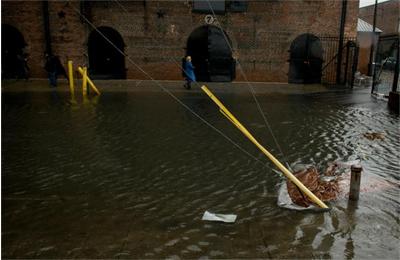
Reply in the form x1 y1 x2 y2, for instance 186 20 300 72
201 85 329 209
67 60 75 96
78 67 101 95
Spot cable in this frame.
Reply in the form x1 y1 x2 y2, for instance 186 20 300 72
71 1 322 209
206 0 290 167
70 3 273 169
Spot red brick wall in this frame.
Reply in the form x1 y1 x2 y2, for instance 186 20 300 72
2 0 359 82
47 1 87 71
2 1 86 78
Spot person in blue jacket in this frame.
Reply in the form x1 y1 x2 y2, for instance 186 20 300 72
183 56 196 90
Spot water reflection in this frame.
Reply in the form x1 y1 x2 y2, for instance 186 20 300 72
343 200 358 259
2 86 399 258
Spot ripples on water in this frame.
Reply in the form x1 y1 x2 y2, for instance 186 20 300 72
2 87 399 258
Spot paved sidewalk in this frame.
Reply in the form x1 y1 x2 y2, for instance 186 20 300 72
2 79 337 94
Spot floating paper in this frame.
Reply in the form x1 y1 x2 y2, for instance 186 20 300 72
202 211 237 223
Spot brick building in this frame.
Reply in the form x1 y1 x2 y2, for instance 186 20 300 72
2 0 359 83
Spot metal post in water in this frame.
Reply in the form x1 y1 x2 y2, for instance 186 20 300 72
349 165 362 201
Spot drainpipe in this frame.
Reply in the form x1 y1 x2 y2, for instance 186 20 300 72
368 0 378 77
80 0 90 24
42 0 52 55
143 0 149 31
392 39 399 93
370 0 379 93
336 0 347 85
388 39 399 113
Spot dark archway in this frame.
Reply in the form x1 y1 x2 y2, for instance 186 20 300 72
88 26 126 79
1 24 27 79
186 25 235 82
288 34 323 84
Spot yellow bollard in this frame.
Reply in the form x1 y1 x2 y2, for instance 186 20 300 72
82 67 88 97
67 60 75 96
78 66 101 95
201 85 329 209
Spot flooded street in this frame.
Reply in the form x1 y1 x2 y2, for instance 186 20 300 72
2 81 399 259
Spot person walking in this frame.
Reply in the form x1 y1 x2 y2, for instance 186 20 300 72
16 53 29 80
183 55 196 90
45 53 67 87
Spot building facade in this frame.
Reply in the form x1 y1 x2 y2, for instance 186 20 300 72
2 0 359 83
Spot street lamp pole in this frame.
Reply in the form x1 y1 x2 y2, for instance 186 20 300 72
369 0 378 93
336 0 348 85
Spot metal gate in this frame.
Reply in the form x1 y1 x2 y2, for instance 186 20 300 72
320 37 359 86
372 36 399 95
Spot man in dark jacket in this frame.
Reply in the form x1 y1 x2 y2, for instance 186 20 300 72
45 53 67 87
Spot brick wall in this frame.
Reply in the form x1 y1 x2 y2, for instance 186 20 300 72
47 1 87 71
2 0 359 82
2 1 86 78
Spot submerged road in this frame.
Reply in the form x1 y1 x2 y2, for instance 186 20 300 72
2 79 399 259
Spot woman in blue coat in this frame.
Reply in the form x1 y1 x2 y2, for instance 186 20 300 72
183 56 196 90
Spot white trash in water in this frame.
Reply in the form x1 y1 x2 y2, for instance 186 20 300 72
202 211 237 223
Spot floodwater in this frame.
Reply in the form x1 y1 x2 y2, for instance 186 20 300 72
2 81 399 259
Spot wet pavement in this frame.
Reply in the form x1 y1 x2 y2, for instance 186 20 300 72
2 79 400 259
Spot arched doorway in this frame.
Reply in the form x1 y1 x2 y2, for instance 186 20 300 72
88 26 126 79
288 34 323 84
186 25 235 82
1 24 26 79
